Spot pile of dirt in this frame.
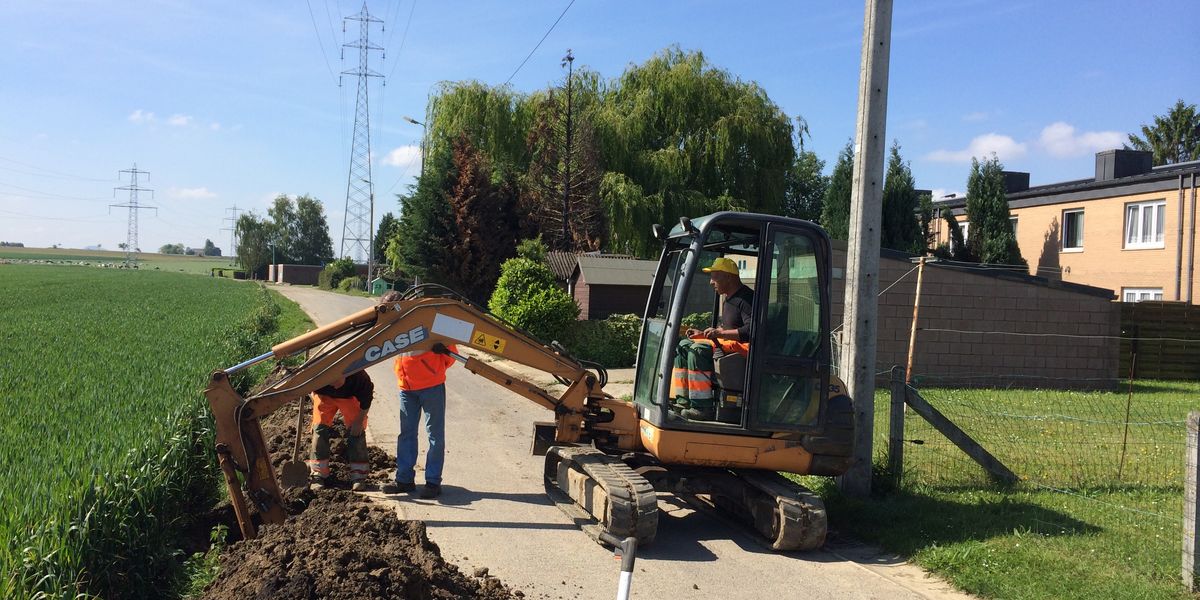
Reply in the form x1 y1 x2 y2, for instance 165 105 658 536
202 490 515 600
201 399 519 599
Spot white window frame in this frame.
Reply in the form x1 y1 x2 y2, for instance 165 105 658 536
950 220 969 253
1062 209 1084 252
1122 288 1163 302
1123 200 1166 249
1009 216 1018 237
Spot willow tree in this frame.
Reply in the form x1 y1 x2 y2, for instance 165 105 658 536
594 47 796 256
423 81 536 188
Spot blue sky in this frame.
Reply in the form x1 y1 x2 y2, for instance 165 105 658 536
1 0 1195 252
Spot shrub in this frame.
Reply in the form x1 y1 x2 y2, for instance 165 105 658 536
489 257 579 342
338 275 364 292
318 257 356 289
515 236 548 263
566 313 641 367
681 311 713 330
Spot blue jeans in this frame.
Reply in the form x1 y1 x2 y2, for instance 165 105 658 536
396 383 446 486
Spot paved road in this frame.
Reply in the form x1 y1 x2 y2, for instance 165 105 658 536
272 285 971 600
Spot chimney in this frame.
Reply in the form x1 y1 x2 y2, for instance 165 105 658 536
1001 171 1030 193
1095 149 1152 182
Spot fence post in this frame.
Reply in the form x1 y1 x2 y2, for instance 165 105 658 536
888 366 905 485
1183 411 1200 591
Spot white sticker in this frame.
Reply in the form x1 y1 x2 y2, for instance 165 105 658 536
431 313 474 342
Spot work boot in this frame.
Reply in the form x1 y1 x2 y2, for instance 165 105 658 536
419 483 442 499
351 480 376 492
680 407 716 421
382 481 416 494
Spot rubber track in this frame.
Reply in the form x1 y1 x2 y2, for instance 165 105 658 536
544 446 658 545
735 469 827 551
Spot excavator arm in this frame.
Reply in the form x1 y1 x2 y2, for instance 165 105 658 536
205 293 638 539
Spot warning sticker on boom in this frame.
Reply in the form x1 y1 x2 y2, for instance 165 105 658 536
471 331 507 353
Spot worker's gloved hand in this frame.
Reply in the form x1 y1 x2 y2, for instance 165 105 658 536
431 343 449 355
348 412 366 437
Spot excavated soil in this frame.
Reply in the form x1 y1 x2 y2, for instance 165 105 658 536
201 399 519 600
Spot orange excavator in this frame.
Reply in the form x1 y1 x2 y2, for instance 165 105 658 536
205 212 854 550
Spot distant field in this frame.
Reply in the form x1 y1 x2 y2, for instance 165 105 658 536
0 245 233 275
0 264 310 599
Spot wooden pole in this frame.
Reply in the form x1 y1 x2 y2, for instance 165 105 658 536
904 257 926 385
838 0 893 499
1183 411 1200 591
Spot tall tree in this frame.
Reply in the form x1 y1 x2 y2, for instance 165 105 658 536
784 150 827 223
523 85 605 251
442 137 521 303
291 195 334 265
880 141 923 253
374 212 399 265
965 156 1024 265
820 141 855 240
266 195 299 263
916 192 935 254
203 238 221 257
388 147 456 282
234 213 273 276
594 47 796 256
1126 99 1200 165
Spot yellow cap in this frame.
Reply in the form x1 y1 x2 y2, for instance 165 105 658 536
702 257 739 275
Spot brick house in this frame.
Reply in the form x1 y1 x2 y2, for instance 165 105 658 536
933 149 1200 303
569 255 657 320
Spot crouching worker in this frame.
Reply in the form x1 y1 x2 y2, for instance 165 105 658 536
308 369 375 491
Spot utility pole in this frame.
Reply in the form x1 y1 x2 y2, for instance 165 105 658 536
560 49 574 252
222 205 243 265
110 164 155 267
339 2 384 280
839 0 893 498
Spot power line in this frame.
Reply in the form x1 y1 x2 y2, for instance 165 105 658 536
305 0 338 82
0 208 119 223
385 0 416 81
503 0 576 86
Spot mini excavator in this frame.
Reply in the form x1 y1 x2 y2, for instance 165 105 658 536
205 212 854 550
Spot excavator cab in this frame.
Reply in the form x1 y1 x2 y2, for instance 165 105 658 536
634 212 833 437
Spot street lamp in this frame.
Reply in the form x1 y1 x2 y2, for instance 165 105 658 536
402 115 426 179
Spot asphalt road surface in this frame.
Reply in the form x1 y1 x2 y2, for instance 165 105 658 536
272 285 971 600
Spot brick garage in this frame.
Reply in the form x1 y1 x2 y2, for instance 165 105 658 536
829 241 1120 388
571 256 657 320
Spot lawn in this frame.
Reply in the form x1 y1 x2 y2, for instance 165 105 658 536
801 380 1200 600
0 264 310 599
0 245 232 275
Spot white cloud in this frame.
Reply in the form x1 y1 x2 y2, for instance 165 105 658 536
168 186 217 199
962 111 989 122
128 109 156 124
926 133 1028 163
1037 122 1123 158
381 145 422 169
167 114 193 127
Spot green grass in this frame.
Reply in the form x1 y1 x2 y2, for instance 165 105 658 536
801 380 1200 600
0 264 310 599
0 246 232 275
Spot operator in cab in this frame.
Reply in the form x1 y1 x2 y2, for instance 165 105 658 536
687 256 753 356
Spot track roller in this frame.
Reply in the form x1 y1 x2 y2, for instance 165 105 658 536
715 470 827 551
543 445 658 546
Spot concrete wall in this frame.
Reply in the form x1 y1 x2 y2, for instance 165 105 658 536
830 242 1120 388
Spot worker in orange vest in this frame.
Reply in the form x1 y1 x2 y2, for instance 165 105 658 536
378 291 459 499
308 369 374 491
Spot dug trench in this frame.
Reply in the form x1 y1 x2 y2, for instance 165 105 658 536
195 402 522 600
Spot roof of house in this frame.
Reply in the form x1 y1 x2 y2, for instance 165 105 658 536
572 255 658 287
546 251 639 281
935 159 1200 213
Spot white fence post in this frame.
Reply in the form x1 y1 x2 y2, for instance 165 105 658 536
1183 411 1200 591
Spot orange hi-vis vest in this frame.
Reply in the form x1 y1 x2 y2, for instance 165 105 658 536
394 346 458 391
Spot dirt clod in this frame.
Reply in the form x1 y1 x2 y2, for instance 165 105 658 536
473 567 489 578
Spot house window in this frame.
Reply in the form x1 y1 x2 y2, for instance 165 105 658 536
1124 200 1165 249
950 220 969 252
1009 216 1018 237
1122 288 1163 302
1062 209 1084 251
